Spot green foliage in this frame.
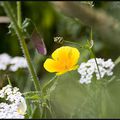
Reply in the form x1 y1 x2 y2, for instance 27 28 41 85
0 1 120 119
47 63 120 118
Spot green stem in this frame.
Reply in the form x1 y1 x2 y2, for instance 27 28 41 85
90 27 104 118
6 75 12 86
23 91 39 95
64 40 84 48
89 27 101 79
90 48 102 79
2 2 40 91
101 88 106 118
90 27 93 41
114 56 120 66
17 2 22 28
42 75 57 93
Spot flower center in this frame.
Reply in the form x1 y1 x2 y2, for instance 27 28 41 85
65 65 69 69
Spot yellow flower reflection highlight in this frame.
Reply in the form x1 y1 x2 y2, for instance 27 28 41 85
44 46 80 75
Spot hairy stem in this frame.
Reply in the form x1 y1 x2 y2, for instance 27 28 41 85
2 2 40 91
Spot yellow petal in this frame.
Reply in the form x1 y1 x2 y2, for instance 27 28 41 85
69 65 79 71
43 58 57 72
56 70 67 76
68 47 80 66
56 65 78 76
52 46 71 61
52 46 80 64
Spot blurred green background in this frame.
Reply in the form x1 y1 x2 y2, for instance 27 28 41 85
0 1 120 118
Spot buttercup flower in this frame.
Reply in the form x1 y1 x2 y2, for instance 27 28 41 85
44 46 80 75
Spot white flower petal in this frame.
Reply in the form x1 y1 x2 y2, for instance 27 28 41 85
0 85 27 118
78 58 115 84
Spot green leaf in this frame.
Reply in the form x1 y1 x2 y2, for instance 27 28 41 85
23 91 41 100
31 105 41 118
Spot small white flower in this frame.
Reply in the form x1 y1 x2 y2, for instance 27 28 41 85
0 63 7 70
0 53 11 65
9 57 28 72
87 59 95 63
0 85 27 118
0 92 4 98
106 71 113 76
78 58 115 84
0 53 11 71
86 67 94 74
0 53 28 72
79 78 86 84
79 62 86 69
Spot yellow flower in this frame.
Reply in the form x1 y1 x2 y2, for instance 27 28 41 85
43 46 80 75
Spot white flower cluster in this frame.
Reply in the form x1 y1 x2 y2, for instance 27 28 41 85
0 85 27 118
0 53 11 70
78 58 115 84
9 57 28 72
0 53 28 72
